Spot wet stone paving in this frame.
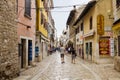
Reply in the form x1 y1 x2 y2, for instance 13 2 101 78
14 51 120 80
36 55 95 80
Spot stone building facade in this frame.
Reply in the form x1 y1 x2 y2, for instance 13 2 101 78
0 0 19 80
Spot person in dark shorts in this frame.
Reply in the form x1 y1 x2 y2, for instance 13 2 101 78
71 46 77 64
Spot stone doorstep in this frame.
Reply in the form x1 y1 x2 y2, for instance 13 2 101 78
61 78 93 80
20 64 37 72
82 79 92 80
13 75 31 80
108 78 120 80
61 78 70 80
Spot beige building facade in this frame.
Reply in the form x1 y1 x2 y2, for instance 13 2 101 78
67 6 83 48
67 9 76 47
74 0 113 63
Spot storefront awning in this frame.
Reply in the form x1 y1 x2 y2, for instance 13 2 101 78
83 30 95 38
112 22 120 30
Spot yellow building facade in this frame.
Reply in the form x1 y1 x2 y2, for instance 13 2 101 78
36 0 48 37
36 0 49 61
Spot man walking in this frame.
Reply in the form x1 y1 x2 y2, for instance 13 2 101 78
60 44 65 63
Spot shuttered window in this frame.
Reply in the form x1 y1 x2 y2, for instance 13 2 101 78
90 16 92 30
25 0 31 17
41 13 44 24
89 42 92 56
16 0 18 13
81 23 83 31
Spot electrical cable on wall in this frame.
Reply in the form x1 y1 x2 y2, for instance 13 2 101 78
18 3 87 13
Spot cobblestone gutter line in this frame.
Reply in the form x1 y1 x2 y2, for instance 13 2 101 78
79 62 102 80
30 54 57 80
66 55 102 80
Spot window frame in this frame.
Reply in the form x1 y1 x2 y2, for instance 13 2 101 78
81 23 83 31
24 0 31 18
90 16 92 30
116 0 120 8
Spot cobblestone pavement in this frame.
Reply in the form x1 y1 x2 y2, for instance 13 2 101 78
14 51 120 80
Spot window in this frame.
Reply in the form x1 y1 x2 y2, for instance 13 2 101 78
75 28 77 34
116 0 120 8
25 0 31 17
89 42 92 56
77 27 79 33
16 0 18 13
75 27 79 34
77 38 79 42
81 23 83 31
44 21 47 30
86 43 89 55
90 16 92 29
41 13 44 24
86 42 92 57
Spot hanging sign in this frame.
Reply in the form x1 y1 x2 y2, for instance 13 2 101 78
97 15 104 35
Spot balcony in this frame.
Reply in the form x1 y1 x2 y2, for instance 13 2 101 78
39 25 48 38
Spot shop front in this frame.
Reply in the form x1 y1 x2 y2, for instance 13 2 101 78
112 19 120 71
99 37 110 57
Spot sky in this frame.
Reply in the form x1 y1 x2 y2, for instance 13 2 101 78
51 0 91 38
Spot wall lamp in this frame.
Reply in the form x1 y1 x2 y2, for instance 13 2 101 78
107 10 114 19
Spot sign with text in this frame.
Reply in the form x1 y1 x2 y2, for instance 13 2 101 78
97 15 104 35
99 38 110 55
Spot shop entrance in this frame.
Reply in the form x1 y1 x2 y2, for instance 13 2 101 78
28 40 32 65
21 39 26 68
118 36 120 56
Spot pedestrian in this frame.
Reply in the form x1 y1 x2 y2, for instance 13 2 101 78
71 46 77 64
47 45 51 56
60 44 65 64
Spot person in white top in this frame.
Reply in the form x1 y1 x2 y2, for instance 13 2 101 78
60 44 65 63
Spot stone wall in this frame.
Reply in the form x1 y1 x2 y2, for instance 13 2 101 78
0 0 19 80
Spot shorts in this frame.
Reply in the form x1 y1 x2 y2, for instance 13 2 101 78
72 54 76 60
60 54 64 58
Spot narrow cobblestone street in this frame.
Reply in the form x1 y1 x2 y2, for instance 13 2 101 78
1 0 120 80
14 51 120 80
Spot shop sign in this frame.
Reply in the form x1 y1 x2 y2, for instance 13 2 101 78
97 15 104 35
99 39 109 55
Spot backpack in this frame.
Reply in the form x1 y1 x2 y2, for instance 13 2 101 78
68 48 70 51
